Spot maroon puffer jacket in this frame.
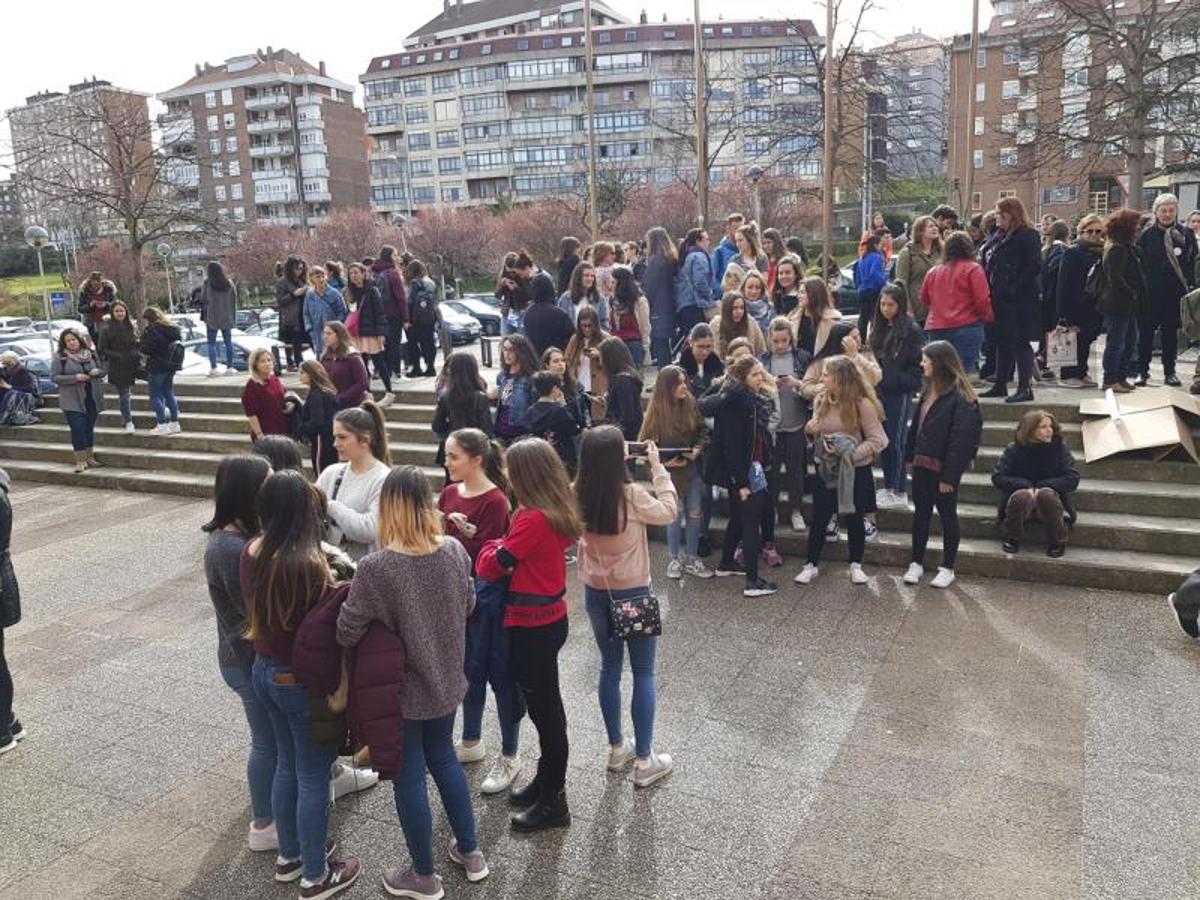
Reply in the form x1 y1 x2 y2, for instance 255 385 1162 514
347 621 406 780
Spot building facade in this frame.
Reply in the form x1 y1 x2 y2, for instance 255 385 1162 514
361 0 822 217
875 31 949 180
158 48 370 232
0 179 21 246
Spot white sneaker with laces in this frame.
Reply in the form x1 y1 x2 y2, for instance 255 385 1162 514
930 567 956 589
683 558 715 579
207 368 220 378
876 488 894 507
480 754 522 794
248 820 279 852
150 423 170 436
456 740 486 764
666 558 683 579
331 763 379 799
168 421 182 435
863 520 880 542
607 737 636 771
849 563 870 585
628 751 673 788
123 421 135 433
378 392 395 408
791 510 807 532
903 562 924 585
793 563 819 585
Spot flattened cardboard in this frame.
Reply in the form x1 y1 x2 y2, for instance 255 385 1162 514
1078 387 1200 419
1080 405 1200 464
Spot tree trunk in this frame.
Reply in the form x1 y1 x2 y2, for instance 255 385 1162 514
130 239 147 316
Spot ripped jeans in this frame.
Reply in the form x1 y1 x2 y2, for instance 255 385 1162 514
666 468 705 560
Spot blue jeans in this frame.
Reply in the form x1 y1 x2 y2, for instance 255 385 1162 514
252 657 337 882
394 713 479 876
1102 314 1136 385
116 386 132 426
926 323 985 374
147 370 179 424
880 391 913 494
461 578 524 756
64 395 97 450
624 339 645 368
583 585 658 757
666 470 705 560
207 327 234 369
221 662 277 821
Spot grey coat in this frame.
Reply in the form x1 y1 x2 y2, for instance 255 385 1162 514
52 352 106 414
201 280 238 331
0 469 18 629
814 431 860 515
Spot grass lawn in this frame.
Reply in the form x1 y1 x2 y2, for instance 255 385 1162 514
0 274 76 317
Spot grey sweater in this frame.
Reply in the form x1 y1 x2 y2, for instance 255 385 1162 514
201 280 238 331
336 538 475 720
204 529 252 668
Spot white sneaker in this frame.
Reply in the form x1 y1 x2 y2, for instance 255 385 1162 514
666 558 683 579
456 740 487 764
628 751 673 788
793 563 819 585
791 510 807 532
607 737 636 771
903 562 924 585
331 762 379 799
878 490 908 510
168 421 182 435
207 368 221 378
849 563 869 585
683 558 715 579
150 423 170 436
480 754 522 794
378 392 395 408
930 567 956 589
123 421 135 433
247 820 279 852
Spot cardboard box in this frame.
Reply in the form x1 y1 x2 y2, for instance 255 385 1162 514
1079 388 1200 464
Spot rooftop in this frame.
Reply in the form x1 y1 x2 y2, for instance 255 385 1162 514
159 48 348 98
408 0 625 39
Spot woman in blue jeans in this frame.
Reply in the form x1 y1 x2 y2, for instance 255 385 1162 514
139 307 182 436
575 426 678 788
1096 208 1149 392
243 471 360 898
868 285 925 507
51 329 106 472
202 455 278 852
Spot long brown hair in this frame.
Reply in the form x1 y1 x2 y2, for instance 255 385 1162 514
997 196 1031 231
794 276 833 323
718 292 750 345
301 359 337 395
921 339 977 403
816 355 882 434
377 465 442 554
575 425 631 535
506 437 582 539
640 365 702 443
321 321 355 359
448 427 508 494
335 402 391 464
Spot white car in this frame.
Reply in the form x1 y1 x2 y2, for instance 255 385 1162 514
0 316 34 331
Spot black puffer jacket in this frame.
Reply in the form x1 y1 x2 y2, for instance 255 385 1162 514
703 385 772 490
351 283 387 339
139 323 182 374
986 226 1042 343
1056 240 1103 331
904 390 982 486
1097 242 1149 319
873 318 924 398
0 469 19 630
991 438 1080 524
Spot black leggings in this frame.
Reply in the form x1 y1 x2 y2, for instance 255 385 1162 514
508 617 569 795
807 466 870 565
910 467 960 569
406 323 438 372
283 332 306 369
721 488 765 582
765 430 806 543
0 629 12 731
366 352 392 392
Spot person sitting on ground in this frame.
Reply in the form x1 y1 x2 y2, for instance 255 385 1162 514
0 353 39 426
991 409 1079 558
526 371 582 475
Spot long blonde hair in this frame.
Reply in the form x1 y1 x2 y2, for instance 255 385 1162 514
816 355 882 435
640 365 703 443
377 465 442 554
506 438 582 540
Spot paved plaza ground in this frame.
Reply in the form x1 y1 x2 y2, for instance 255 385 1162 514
1 483 1198 899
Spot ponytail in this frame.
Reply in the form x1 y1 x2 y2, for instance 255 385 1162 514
335 401 392 465
449 427 508 494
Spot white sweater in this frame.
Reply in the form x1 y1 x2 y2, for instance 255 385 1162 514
316 458 390 560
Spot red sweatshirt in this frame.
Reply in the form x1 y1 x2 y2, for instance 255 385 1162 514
437 485 510 567
476 507 574 628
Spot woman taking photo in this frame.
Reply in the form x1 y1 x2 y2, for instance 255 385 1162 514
337 466 487 896
981 198 1042 403
643 227 678 369
704 356 778 597
346 262 394 407
241 349 288 443
97 300 138 433
870 284 925 509
433 351 494 469
202 455 277 853
320 321 372 411
576 426 677 787
673 228 716 337
557 262 610 330
640 366 711 579
1097 208 1149 393
275 257 309 369
52 329 106 472
992 409 1079 557
895 215 941 325
713 293 766 359
489 334 539 444
920 232 994 375
794 356 887 587
610 266 651 368
243 470 360 897
439 429 522 795
200 260 238 376
1054 214 1105 388
599 336 644 442
771 255 804 319
298 360 339 474
476 439 583 832
314 404 392 561
140 307 183 436
903 341 982 588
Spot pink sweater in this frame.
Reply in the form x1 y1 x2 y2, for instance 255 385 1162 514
578 466 678 590
811 398 889 465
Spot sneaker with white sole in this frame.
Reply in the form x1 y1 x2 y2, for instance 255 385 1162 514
877 490 908 510
825 520 839 542
122 421 135 433
301 857 361 900
930 567 956 589
902 562 924 585
849 563 869 585
666 558 683 579
331 763 379 799
447 840 489 882
628 751 673 788
207 368 221 378
607 737 635 771
683 558 714 579
276 841 337 883
456 741 486 764
150 423 170 436
382 869 443 899
167 421 182 435
791 510 807 532
793 563 819 585
480 754 522 794
743 578 778 597
378 392 395 408
247 820 278 852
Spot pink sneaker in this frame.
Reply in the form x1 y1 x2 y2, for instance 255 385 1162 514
762 543 784 567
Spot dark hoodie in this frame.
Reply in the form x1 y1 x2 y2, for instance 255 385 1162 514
527 398 581 470
0 468 19 629
371 257 409 321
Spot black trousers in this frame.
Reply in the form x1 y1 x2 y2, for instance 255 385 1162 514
807 466 870 565
857 289 881 343
366 351 392 392
910 467 960 569
764 430 806 543
1138 313 1179 378
509 617 569 794
406 323 438 373
385 316 406 376
721 488 765 582
0 629 12 731
996 332 1036 390
280 325 306 369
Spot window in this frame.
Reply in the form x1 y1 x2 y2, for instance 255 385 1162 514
406 104 429 124
974 116 985 136
410 159 433 178
976 83 986 102
1002 80 1020 99
744 136 769 155
561 35 572 47
976 49 987 68
432 73 456 93
460 64 504 86
231 183 243 200
624 30 637 42
434 99 458 121
1104 141 1122 155
594 52 645 73
209 137 221 155
205 91 216 109
1064 68 1088 88
551 92 572 109
449 48 459 59
366 78 401 100
973 149 984 169
412 186 436 204
598 32 611 44
215 185 226 201
461 93 506 116
592 111 647 132
223 113 236 129
622 88 635 102
436 129 460 148
664 29 676 39
971 191 983 211
1001 112 1018 132
403 77 427 97
1042 185 1079 204
1000 146 1018 166
463 121 504 143
542 37 555 49
596 141 644 160
228 160 240 177
512 146 576 166
481 43 492 55
744 50 772 69
741 25 754 36
465 150 507 171
438 156 462 175
540 13 559 28
408 131 431 150
226 135 238 152
211 161 223 177
525 96 540 110
367 105 400 127
507 57 577 80
509 115 576 138
516 39 529 50
741 107 770 125
221 88 233 106
233 206 245 222
372 185 408 203
1065 140 1083 159
745 79 770 100
207 114 219 132
999 190 1018 200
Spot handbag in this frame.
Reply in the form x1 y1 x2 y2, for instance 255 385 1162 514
606 584 662 640
1045 326 1077 368
346 308 361 337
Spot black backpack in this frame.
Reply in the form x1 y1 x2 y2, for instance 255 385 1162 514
1082 257 1107 305
410 279 437 326
166 339 186 370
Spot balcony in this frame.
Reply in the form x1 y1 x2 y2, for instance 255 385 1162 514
1018 58 1039 77
301 165 331 178
298 142 328 155
304 190 332 202
247 117 293 134
252 168 296 180
255 190 300 204
245 93 290 110
1016 128 1035 145
297 116 324 130
1017 94 1037 111
249 143 296 158
258 214 302 227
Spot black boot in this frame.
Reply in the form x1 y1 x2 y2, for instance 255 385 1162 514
510 788 571 832
980 382 1008 399
508 777 541 809
1005 386 1034 404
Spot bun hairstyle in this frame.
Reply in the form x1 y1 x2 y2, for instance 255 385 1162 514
448 427 508 494
335 401 392 465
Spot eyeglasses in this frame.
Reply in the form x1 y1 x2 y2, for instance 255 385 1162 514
1082 228 1104 235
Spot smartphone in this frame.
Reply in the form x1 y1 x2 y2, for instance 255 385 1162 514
626 441 649 457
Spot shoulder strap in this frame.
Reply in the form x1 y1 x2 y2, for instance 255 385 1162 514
331 465 348 501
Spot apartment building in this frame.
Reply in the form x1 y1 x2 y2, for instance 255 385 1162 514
0 179 21 245
361 0 822 216
158 48 369 232
8 79 152 239
875 31 949 179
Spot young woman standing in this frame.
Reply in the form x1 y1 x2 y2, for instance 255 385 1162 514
673 228 716 338
1097 209 1149 393
52 329 106 472
610 266 651 368
439 429 523 795
598 336 644 441
714 293 766 359
404 259 440 378
771 256 804 319
243 470 360 897
557 262 610 330
564 307 607 418
855 234 889 341
576 427 677 787
761 318 812 538
241 349 288 443
734 222 769 275
740 270 774 334
762 227 786 291
346 262 394 406
556 236 582 296
97 300 138 434
298 361 339 475
200 260 238 376
895 216 941 325
140 307 182 436
275 257 309 370
320 322 372 411
640 366 711 579
337 466 487 897
920 232 994 374
314 404 392 561
981 197 1042 403
542 346 589 432
643 227 679 368
870 285 925 508
489 334 539 444
903 341 982 588
433 351 494 469
476 439 582 832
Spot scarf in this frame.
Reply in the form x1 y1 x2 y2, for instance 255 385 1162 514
1161 224 1188 290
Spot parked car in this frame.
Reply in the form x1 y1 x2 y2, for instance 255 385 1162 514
459 293 500 310
0 331 41 347
438 302 482 345
181 333 287 371
14 355 57 395
445 299 501 336
0 317 34 331
832 263 863 319
235 308 277 330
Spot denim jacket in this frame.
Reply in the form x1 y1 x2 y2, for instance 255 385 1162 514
674 250 716 313
495 370 533 439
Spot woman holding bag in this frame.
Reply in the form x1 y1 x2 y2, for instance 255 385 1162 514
575 426 678 788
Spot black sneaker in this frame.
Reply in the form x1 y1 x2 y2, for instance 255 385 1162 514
1168 592 1200 639
1165 374 1182 387
743 578 778 598
1046 543 1066 559
1002 538 1019 554
510 789 571 832
9 717 25 741
0 731 14 756
508 777 541 809
696 535 712 558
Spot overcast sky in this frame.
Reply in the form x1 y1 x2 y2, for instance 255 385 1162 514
0 0 986 176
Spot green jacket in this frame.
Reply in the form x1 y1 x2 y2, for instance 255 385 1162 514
896 244 938 322
1182 286 1200 342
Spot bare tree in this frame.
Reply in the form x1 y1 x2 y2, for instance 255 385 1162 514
405 207 498 283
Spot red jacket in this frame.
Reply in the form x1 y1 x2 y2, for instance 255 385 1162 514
347 621 406 780
920 260 994 332
476 507 574 628
371 258 409 322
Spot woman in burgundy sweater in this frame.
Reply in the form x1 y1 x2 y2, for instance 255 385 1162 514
320 321 371 411
476 437 582 832
241 349 288 442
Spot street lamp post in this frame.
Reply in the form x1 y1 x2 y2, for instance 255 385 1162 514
157 242 174 313
391 213 409 254
24 226 55 359
747 165 764 225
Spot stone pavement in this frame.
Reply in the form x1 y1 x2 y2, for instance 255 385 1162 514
1 483 1198 900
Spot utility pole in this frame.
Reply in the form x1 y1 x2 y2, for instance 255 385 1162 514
693 0 709 228
583 0 600 238
963 0 981 214
822 0 835 275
